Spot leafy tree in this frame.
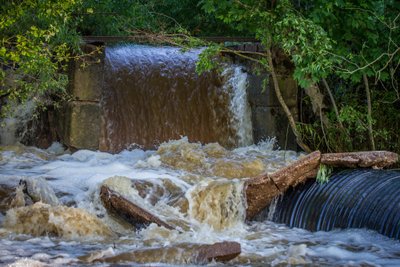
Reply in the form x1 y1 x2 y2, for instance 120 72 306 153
199 0 400 153
0 0 83 113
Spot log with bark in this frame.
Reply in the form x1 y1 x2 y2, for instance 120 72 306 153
321 151 398 168
245 151 321 220
99 150 398 225
244 150 398 220
100 185 175 230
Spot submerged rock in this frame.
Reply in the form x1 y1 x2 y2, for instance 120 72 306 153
157 138 266 178
0 184 23 212
20 177 59 206
9 184 28 208
3 202 114 239
88 241 241 264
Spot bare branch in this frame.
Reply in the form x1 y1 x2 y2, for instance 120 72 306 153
363 74 375 150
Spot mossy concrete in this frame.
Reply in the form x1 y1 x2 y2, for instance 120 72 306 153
58 44 103 150
61 101 100 150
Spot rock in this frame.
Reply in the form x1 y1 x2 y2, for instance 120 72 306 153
321 151 399 168
0 184 21 212
59 101 100 150
100 185 175 230
69 46 103 102
93 241 241 264
20 177 59 206
245 151 321 220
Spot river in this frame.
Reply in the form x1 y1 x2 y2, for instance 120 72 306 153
1 138 399 266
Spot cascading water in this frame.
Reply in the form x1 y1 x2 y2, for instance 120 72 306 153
100 45 253 152
1 140 400 266
270 169 400 239
0 101 35 145
1 45 400 266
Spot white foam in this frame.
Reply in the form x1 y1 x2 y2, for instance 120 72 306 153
222 66 253 147
1 142 400 266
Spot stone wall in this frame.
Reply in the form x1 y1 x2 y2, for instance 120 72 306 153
59 44 298 151
247 73 298 150
227 45 298 150
57 44 103 150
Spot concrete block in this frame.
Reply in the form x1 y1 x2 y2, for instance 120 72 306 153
247 74 298 107
62 101 100 150
69 45 104 101
252 106 297 150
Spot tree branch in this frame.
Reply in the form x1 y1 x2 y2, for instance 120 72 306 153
266 47 311 152
363 74 375 150
322 78 343 129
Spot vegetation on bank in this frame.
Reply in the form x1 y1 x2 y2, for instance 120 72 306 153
1 0 399 154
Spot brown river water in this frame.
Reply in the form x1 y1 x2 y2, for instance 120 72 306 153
1 139 400 266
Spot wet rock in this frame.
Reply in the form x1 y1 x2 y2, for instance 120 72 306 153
0 184 22 212
245 151 321 220
60 101 100 150
132 178 185 206
212 158 265 178
100 185 175 230
3 202 114 239
9 184 28 208
20 177 59 206
93 241 241 264
321 151 399 168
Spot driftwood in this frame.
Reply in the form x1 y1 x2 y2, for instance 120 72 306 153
96 241 241 264
245 150 398 220
100 185 175 230
245 151 321 220
321 151 398 168
99 150 398 225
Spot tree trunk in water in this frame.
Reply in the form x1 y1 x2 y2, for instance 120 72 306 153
245 151 321 220
100 185 175 230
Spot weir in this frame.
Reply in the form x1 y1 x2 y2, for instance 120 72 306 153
101 45 252 152
270 169 400 239
2 43 400 266
51 44 298 152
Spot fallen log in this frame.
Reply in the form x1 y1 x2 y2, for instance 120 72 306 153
94 241 241 264
100 185 175 230
321 151 399 168
245 151 321 220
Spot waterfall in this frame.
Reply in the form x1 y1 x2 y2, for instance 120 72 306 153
223 66 253 147
0 101 35 145
100 45 253 152
270 169 400 239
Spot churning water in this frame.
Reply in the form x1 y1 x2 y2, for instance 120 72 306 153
1 139 400 266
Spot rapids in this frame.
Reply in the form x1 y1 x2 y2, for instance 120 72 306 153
1 139 400 266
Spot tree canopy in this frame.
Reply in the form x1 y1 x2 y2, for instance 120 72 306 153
1 0 399 153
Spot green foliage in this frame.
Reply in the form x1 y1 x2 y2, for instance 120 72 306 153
200 0 400 154
0 0 83 114
1 0 399 155
201 0 335 87
316 164 333 184
77 0 156 36
195 45 223 73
